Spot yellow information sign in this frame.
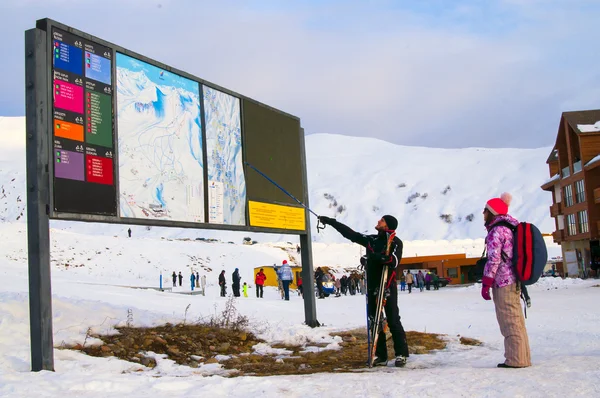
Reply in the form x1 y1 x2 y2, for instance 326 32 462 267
248 201 306 231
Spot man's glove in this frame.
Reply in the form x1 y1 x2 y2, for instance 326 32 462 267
481 276 494 301
318 216 335 225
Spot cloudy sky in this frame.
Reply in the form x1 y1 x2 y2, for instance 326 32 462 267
2 0 600 148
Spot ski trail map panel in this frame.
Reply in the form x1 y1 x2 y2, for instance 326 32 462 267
116 53 205 223
203 86 246 226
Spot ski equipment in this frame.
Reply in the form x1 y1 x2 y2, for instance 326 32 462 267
367 231 396 368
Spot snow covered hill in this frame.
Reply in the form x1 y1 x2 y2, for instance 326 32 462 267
0 116 554 243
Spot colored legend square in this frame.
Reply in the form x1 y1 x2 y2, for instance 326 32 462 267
54 119 84 142
53 80 84 114
54 149 84 181
53 41 83 75
85 51 111 85
85 91 113 148
86 154 113 185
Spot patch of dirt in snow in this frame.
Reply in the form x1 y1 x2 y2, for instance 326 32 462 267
61 321 482 376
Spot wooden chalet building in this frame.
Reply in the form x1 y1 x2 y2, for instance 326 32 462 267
541 110 600 277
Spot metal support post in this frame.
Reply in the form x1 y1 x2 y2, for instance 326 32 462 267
25 28 54 371
298 127 319 327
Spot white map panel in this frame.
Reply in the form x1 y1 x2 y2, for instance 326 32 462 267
203 86 246 225
116 53 205 222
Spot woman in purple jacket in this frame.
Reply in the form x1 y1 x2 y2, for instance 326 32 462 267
481 192 531 368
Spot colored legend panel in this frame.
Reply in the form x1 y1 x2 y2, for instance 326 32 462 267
85 51 111 85
86 91 112 148
53 40 83 75
54 149 84 181
54 80 83 114
54 119 84 142
87 154 114 185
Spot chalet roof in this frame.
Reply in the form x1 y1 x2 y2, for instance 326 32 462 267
546 148 558 163
563 110 600 134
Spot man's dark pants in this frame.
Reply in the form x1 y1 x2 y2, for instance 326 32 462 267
368 283 409 360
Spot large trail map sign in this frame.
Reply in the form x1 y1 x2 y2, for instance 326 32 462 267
37 19 307 234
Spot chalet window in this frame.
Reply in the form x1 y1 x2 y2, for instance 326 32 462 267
578 210 589 234
567 214 577 236
573 160 582 174
575 180 585 203
562 166 570 178
564 185 574 207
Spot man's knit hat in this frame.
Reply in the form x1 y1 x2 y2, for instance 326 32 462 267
382 215 398 230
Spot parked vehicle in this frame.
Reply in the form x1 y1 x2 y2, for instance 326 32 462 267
437 277 451 287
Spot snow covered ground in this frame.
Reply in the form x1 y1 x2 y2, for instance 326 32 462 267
0 224 598 397
0 113 587 397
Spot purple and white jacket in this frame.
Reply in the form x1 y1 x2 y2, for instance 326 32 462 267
484 214 519 288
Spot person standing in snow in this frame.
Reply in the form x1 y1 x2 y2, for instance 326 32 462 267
243 282 249 297
219 270 227 297
195 272 200 288
172 271 177 287
178 271 183 287
127 228 132 238
400 274 406 292
417 271 425 292
405 272 414 293
190 272 196 291
425 272 432 290
481 192 531 368
297 276 303 297
255 268 266 298
318 214 410 367
232 268 241 297
201 274 207 296
315 267 325 299
275 265 284 299
279 260 294 301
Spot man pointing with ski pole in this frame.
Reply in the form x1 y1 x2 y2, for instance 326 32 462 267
318 215 409 367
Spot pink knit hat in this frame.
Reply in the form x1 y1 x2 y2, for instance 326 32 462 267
485 192 512 216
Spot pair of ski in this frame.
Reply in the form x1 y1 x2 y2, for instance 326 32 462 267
363 232 395 368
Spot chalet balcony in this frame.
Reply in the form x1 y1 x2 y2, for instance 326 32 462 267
594 188 600 204
552 230 565 242
550 202 562 217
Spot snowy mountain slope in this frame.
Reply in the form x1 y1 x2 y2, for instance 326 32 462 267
306 133 554 242
0 116 554 243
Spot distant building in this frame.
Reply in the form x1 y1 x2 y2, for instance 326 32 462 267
399 253 479 285
541 110 600 278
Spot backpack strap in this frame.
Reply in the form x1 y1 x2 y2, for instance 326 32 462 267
489 221 516 262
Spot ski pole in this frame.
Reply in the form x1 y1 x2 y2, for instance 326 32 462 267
244 162 325 231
